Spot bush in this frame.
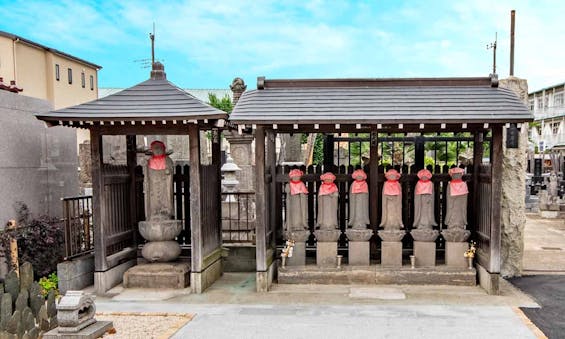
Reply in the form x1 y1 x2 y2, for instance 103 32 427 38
0 203 64 277
39 272 59 297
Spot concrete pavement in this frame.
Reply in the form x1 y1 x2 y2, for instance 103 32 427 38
523 213 565 274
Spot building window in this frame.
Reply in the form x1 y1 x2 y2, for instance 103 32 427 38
552 122 560 135
81 72 85 88
90 75 94 90
55 64 60 81
537 98 544 109
529 99 534 111
554 93 563 107
68 68 72 84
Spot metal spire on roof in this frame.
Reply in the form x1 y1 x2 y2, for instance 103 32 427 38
150 23 155 65
487 32 497 75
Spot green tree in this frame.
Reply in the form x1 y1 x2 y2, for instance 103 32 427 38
207 93 233 113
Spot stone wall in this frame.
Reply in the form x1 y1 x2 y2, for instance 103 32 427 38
499 77 528 277
0 91 79 226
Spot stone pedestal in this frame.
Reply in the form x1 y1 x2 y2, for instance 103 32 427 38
413 241 436 267
346 229 373 266
349 242 370 266
123 262 190 288
139 219 182 262
317 242 337 267
381 241 402 267
445 242 468 268
287 242 306 266
44 321 114 339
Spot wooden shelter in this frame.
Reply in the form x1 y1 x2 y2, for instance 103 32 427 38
230 75 533 293
36 63 228 294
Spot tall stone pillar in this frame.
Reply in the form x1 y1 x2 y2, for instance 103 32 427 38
499 76 528 277
225 78 254 191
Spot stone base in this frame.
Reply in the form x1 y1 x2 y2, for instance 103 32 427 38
141 241 182 262
349 241 370 266
256 260 276 292
413 241 436 267
381 241 402 267
44 321 114 339
123 262 190 289
378 230 405 242
278 266 476 286
317 242 337 267
287 242 306 266
476 263 499 295
314 230 341 242
58 254 94 294
410 229 439 242
284 230 311 242
441 229 470 242
94 259 136 295
191 248 223 293
345 229 373 241
539 210 560 218
445 242 468 268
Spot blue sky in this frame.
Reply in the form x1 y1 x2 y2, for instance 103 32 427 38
1 0 563 91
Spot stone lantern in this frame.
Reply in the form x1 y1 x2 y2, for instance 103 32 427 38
221 153 241 201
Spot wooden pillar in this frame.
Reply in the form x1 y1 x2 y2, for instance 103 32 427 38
489 125 503 273
472 131 483 233
255 126 270 292
414 136 425 170
126 135 138 245
266 129 277 248
188 125 202 275
91 127 108 271
211 129 222 245
323 134 334 171
369 130 379 229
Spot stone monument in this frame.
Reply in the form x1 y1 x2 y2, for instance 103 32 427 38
314 172 341 267
44 291 113 339
442 167 471 268
345 169 373 265
539 171 561 218
284 169 310 266
123 141 189 288
410 169 439 267
378 169 405 267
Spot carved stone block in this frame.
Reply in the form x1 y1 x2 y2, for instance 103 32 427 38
381 241 402 267
316 242 337 267
413 241 436 267
349 241 370 266
286 242 306 266
445 242 468 268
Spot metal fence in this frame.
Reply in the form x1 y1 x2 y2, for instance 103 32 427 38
221 191 256 242
61 195 94 260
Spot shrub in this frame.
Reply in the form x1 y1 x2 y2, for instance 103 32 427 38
39 273 60 297
0 202 64 277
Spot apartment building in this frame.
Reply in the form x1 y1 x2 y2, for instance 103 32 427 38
529 82 565 151
0 31 101 110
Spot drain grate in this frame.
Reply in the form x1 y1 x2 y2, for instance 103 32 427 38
541 246 563 251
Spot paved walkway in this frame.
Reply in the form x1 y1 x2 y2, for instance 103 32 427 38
523 213 565 273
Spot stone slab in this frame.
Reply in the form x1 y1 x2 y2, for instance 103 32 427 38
413 241 436 267
287 242 306 266
278 266 476 286
349 242 370 266
476 263 499 295
445 242 468 268
43 321 113 339
349 287 406 300
256 261 276 292
381 242 402 267
123 262 190 289
539 210 560 219
316 242 337 267
94 259 136 295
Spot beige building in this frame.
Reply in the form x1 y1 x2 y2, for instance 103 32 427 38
0 31 101 146
529 82 565 151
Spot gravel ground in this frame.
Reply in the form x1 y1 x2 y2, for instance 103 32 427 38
95 312 194 339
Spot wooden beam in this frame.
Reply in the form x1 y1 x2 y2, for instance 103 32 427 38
188 124 203 273
489 125 503 273
211 129 222 246
369 130 379 230
255 126 267 272
472 131 484 235
126 135 138 246
90 127 108 271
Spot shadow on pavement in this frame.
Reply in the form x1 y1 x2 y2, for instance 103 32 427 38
509 275 565 339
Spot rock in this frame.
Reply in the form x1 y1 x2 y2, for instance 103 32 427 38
28 284 43 319
15 290 29 312
49 317 58 331
46 291 56 319
37 306 49 332
0 294 12 330
22 333 31 339
19 263 34 292
0 283 4 294
27 327 39 339
22 307 34 331
4 272 19 305
5 310 20 334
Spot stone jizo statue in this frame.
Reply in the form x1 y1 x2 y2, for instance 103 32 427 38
285 169 309 232
444 167 468 229
348 169 370 229
413 169 437 229
317 172 339 230
380 169 403 230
